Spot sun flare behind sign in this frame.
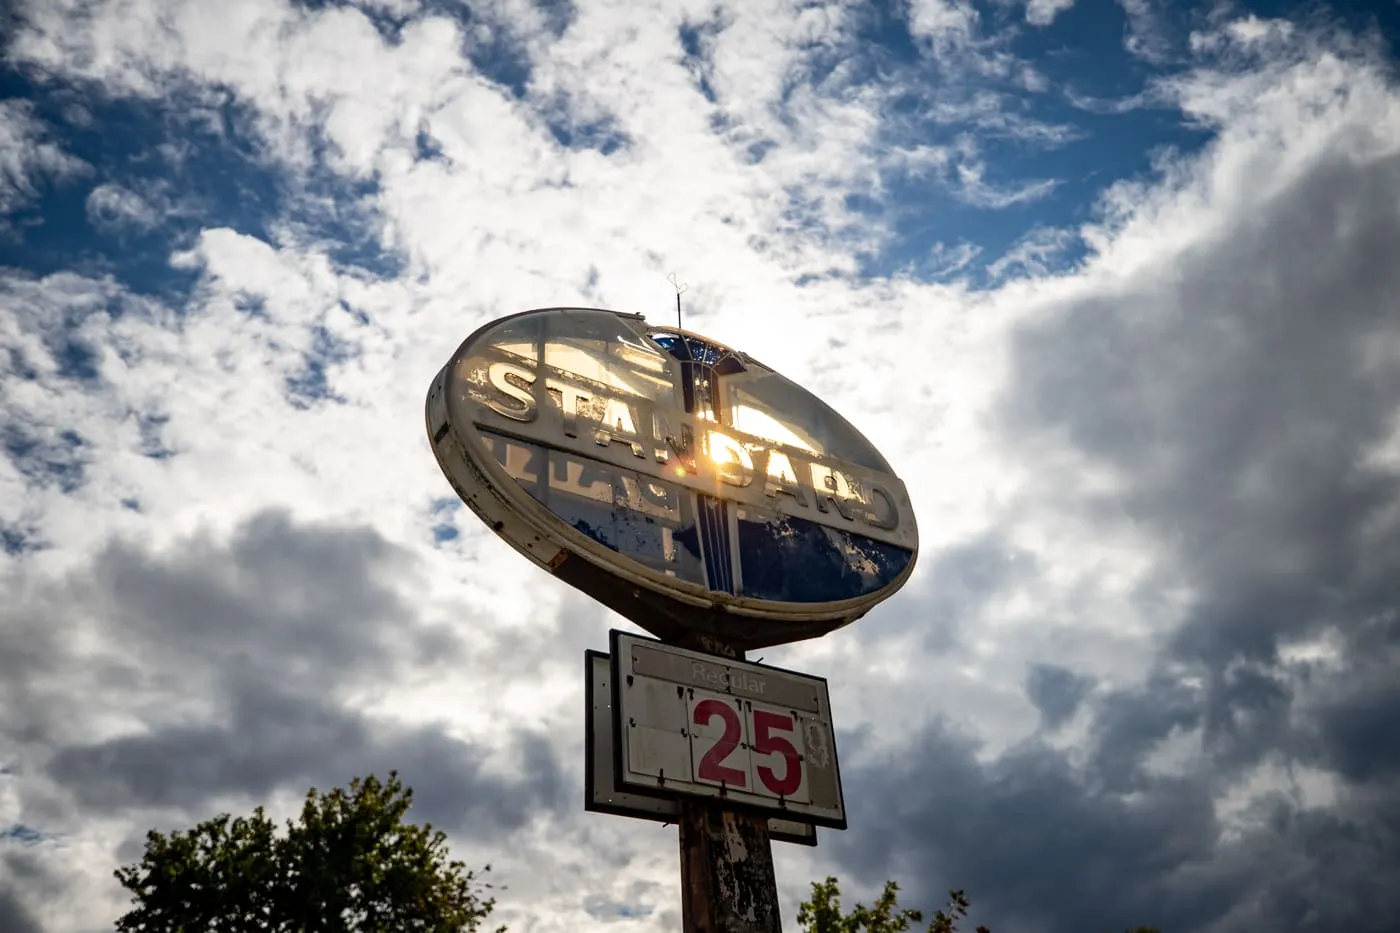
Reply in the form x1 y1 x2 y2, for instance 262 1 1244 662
426 308 918 652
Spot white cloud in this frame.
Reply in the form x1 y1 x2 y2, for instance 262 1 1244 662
0 100 88 223
953 156 1059 208
1191 14 1296 55
2 3 1400 932
1026 0 1075 28
1119 0 1173 63
1082 16 1400 278
987 225 1079 279
908 0 979 48
84 183 160 233
1064 86 1162 114
926 240 983 279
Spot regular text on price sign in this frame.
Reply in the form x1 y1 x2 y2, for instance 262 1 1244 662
609 630 846 828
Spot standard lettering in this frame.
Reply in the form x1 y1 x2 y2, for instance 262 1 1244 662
485 362 537 422
474 356 908 536
810 463 855 521
707 431 755 487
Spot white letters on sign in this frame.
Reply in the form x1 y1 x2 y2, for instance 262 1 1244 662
473 351 911 543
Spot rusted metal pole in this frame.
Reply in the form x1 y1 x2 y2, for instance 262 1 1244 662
680 801 781 933
672 631 783 933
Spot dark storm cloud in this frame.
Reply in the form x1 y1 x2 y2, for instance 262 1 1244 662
2 508 565 842
1315 679 1400 782
0 888 41 933
91 508 419 673
1005 149 1400 671
835 719 1400 933
0 851 59 933
1086 674 1201 791
48 686 566 840
1000 144 1400 782
0 508 426 749
826 77 1400 933
0 857 44 930
1023 662 1093 730
0 890 40 930
1305 610 1400 784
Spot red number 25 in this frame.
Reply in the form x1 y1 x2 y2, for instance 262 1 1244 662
693 699 746 787
693 700 802 798
752 709 802 797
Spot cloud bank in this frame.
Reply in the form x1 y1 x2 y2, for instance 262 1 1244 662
1 2 1398 931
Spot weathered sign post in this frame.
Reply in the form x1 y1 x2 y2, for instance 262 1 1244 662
426 308 918 931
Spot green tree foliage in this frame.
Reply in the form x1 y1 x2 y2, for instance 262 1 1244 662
797 877 988 933
797 877 1160 933
114 772 504 933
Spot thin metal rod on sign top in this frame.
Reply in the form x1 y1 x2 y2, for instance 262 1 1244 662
668 272 688 330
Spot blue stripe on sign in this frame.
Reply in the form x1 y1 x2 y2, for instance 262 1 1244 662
736 512 914 602
697 494 734 594
698 495 720 591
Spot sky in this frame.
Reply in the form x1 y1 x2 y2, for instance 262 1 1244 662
2 0 1400 930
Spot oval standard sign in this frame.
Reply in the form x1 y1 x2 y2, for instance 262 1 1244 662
425 307 917 651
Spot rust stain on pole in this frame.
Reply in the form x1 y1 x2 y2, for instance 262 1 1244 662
680 800 782 933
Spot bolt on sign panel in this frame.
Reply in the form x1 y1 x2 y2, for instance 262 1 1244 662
583 651 817 846
426 307 919 652
609 631 846 829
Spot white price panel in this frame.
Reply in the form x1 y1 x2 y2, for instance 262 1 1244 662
611 630 845 829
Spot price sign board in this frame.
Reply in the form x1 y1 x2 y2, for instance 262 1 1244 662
584 651 817 845
609 630 845 829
